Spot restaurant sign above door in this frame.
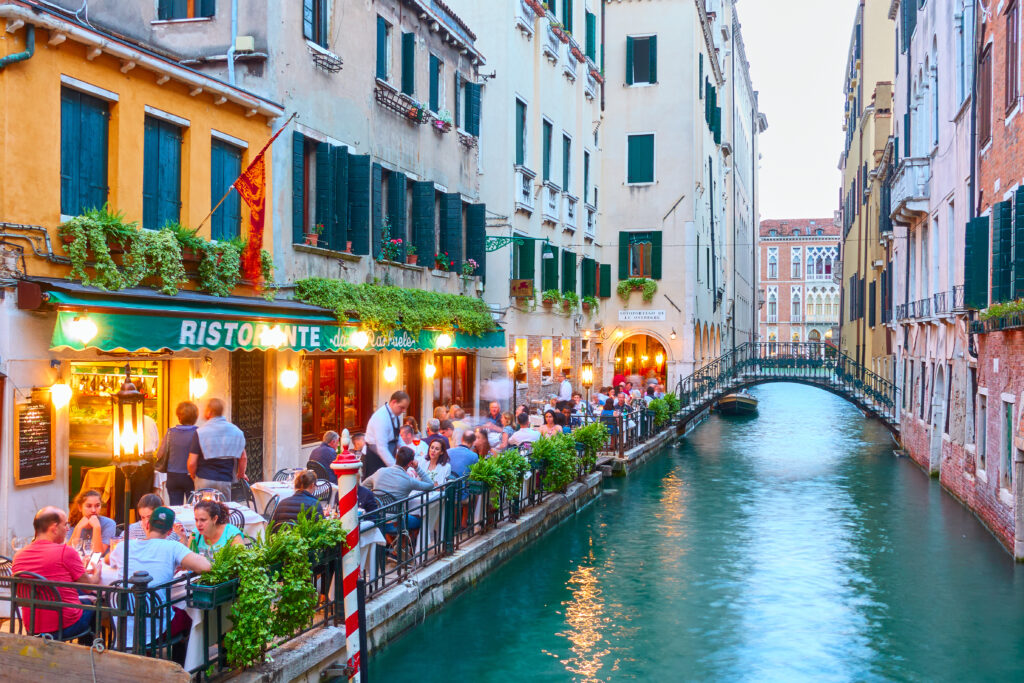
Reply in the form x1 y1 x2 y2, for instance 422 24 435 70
51 310 505 353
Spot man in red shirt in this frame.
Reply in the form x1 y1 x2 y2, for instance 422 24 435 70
13 506 102 638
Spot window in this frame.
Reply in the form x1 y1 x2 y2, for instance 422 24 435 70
769 229 777 236
301 0 327 47
630 239 652 278
541 339 554 381
401 33 416 95
542 120 553 182
1008 2 1020 112
515 99 528 166
561 250 577 294
967 366 977 444
979 44 993 144
767 290 777 323
621 231 662 279
433 353 475 410
791 247 802 279
142 115 182 230
583 150 591 204
626 35 657 85
514 237 535 281
429 55 442 112
792 229 800 236
60 87 109 216
1003 401 1014 489
159 0 215 20
627 134 655 184
585 11 597 61
454 73 462 128
562 0 574 33
816 229 823 235
562 134 572 192
767 248 778 279
301 357 369 442
210 139 243 241
376 17 391 81
791 287 802 321
978 393 988 471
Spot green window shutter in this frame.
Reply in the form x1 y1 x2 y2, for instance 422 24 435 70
650 231 663 279
542 121 553 182
515 100 526 166
991 207 1003 303
627 134 654 184
516 238 536 281
964 216 989 309
159 0 187 20
996 199 1013 301
1016 187 1024 298
315 141 335 243
401 32 416 95
347 155 371 255
142 117 182 230
585 12 596 61
466 203 487 283
376 17 389 80
699 54 703 98
291 131 305 244
581 258 596 297
562 135 571 191
583 151 590 204
411 181 436 260
599 263 612 298
549 0 557 15
713 106 722 144
563 0 573 34
648 35 657 84
618 231 629 280
303 0 314 41
198 0 215 18
331 145 349 250
440 193 463 268
465 82 481 137
562 250 577 294
542 244 559 291
60 88 80 215
625 36 635 85
61 88 109 216
210 140 242 242
454 73 461 128
429 55 440 111
372 163 384 257
388 171 407 259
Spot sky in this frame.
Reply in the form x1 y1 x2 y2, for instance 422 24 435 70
737 0 860 221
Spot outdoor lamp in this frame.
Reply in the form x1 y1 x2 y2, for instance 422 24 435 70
507 356 516 373
50 382 72 409
383 364 398 382
641 355 649 363
554 356 562 368
69 315 98 345
532 357 540 369
626 356 633 365
580 361 594 389
436 332 453 350
351 329 370 350
424 363 437 378
189 375 209 399
655 353 664 366
670 328 677 340
614 329 623 339
111 366 145 466
259 325 287 348
280 366 299 389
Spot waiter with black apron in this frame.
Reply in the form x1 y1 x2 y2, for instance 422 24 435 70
362 391 411 478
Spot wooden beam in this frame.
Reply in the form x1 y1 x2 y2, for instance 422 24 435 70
214 96 227 105
0 632 190 682
119 60 136 73
245 108 258 117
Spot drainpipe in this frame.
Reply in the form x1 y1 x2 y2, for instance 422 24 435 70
0 24 34 70
967 0 980 359
226 0 238 85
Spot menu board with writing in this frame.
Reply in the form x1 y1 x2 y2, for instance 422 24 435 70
14 396 55 485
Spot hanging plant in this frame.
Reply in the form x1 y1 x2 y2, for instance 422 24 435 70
58 206 136 290
582 295 599 314
561 291 580 310
199 240 242 297
122 226 189 295
617 277 657 302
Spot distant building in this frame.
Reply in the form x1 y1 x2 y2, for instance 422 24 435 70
757 218 841 347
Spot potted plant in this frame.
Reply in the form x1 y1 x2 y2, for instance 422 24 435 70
434 251 452 272
571 45 585 62
561 291 579 311
541 289 561 307
590 68 605 84
406 243 419 265
305 222 325 247
379 237 403 263
461 258 479 277
617 277 657 302
582 295 599 314
433 109 453 133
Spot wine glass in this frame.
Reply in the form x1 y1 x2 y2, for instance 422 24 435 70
11 536 29 554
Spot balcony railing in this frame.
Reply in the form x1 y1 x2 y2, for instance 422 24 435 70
543 23 560 63
542 182 560 224
791 312 802 322
952 285 965 311
933 290 949 316
767 314 778 323
515 0 536 36
890 157 931 221
585 204 596 237
514 165 536 214
562 193 578 231
832 259 843 284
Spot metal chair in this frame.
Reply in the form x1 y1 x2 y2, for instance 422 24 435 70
227 506 246 530
11 571 89 641
262 494 281 522
312 479 333 504
231 479 258 511
305 460 332 481
273 468 303 482
0 554 13 577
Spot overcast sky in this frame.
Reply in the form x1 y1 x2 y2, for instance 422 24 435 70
737 0 859 221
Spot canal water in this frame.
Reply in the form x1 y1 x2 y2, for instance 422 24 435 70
373 383 1024 681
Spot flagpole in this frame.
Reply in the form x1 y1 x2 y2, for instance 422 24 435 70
196 111 298 233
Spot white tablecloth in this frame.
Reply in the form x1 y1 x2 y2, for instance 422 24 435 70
171 502 266 539
250 481 337 514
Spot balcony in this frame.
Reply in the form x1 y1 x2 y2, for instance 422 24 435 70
791 312 802 323
562 193 578 232
562 41 577 81
543 23 560 63
767 314 778 324
514 165 536 214
890 157 931 222
585 204 596 237
541 181 560 224
515 0 536 37
585 69 597 100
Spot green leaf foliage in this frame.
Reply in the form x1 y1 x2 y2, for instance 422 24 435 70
616 277 657 302
541 289 562 304
664 391 680 414
529 432 578 492
648 397 670 426
980 298 1024 320
469 449 532 507
572 421 609 472
294 277 497 336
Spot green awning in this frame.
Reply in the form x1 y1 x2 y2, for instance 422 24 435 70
47 291 505 353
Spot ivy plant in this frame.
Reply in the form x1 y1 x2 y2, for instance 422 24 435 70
470 449 532 507
122 227 188 295
59 206 135 290
617 277 657 302
529 433 578 492
199 240 242 297
572 422 609 473
561 291 580 309
541 289 562 304
581 295 599 314
648 397 670 427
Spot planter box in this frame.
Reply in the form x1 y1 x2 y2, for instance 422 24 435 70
187 578 238 609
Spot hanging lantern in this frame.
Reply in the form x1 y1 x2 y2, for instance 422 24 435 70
50 382 72 409
424 363 437 379
189 375 209 399
507 357 516 373
383 364 398 382
531 357 540 369
580 361 594 389
111 365 145 466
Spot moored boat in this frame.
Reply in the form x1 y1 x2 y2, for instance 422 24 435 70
717 391 758 415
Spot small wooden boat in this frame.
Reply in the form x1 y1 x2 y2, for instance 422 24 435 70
717 391 758 415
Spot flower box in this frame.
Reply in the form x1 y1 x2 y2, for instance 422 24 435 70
542 297 556 307
582 302 592 313
590 69 604 84
553 26 569 43
570 46 585 63
187 577 238 609
432 119 452 133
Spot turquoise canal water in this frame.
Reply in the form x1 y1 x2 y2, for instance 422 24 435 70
372 383 1024 682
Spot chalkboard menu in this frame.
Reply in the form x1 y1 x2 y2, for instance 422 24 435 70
15 396 55 485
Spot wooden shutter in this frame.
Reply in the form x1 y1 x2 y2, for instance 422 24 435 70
650 231 663 279
995 199 1014 302
411 181 436 260
315 141 335 244
562 250 577 294
158 0 187 20
429 55 440 111
517 238 535 281
440 193 463 268
542 244 559 291
599 263 611 297
142 118 160 230
401 33 416 95
466 203 487 282
515 100 526 166
388 171 407 258
549 0 557 15
376 17 388 80
583 151 590 204
303 0 315 41
625 36 634 85
465 82 481 136
143 117 182 230
211 140 242 241
618 231 629 279
581 258 596 297
1016 187 1024 298
347 155 371 255
627 135 654 184
562 135 571 191
60 88 80 215
61 88 109 216
585 12 596 61
563 0 573 34
331 145 349 250
648 35 657 83
454 73 461 128
292 131 305 244
197 0 215 18
372 163 384 257
713 106 722 144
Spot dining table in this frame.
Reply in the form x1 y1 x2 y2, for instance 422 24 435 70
170 502 266 539
250 480 337 514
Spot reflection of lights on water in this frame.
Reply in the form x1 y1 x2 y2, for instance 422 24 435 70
552 563 613 682
653 473 688 543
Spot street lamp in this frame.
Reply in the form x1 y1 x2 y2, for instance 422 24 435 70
111 364 147 588
580 360 594 416
508 356 517 408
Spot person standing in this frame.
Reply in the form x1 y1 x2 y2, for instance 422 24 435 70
309 431 341 484
188 398 247 499
363 391 410 478
558 370 573 402
155 401 200 505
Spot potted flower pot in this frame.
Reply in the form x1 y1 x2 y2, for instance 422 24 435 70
304 233 319 247
542 297 556 307
582 302 592 313
562 301 572 311
187 577 238 609
345 240 353 253
406 254 419 265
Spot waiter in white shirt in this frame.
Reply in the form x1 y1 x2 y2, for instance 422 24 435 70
363 391 410 478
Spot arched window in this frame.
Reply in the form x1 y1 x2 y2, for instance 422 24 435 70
767 289 778 321
791 289 802 321
791 247 802 279
767 248 778 279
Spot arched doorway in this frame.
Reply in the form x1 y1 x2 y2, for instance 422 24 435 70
808 329 821 342
612 334 668 387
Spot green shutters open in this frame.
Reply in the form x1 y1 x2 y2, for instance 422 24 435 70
562 250 577 295
348 155 371 255
466 203 487 282
1016 187 1024 298
315 141 334 246
542 120 553 182
142 116 182 230
388 170 407 258
454 73 461 128
585 12 597 61
542 244 559 291
618 231 630 280
562 134 571 191
60 87 109 217
517 238 535 281
627 134 654 184
411 181 436 260
563 0 573 34
292 131 305 244
331 145 349 249
515 99 527 166
581 258 596 297
376 17 389 80
599 263 612 297
465 82 481 136
371 163 384 257
429 55 441 112
401 32 416 95
994 200 1013 302
625 36 634 85
440 193 463 268
583 151 590 204
964 216 990 309
650 230 663 279
648 35 657 83
210 139 243 242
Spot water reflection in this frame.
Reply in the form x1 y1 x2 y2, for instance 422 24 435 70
552 558 613 682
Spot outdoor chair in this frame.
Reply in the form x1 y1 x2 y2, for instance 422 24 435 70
312 479 334 504
231 479 258 511
305 460 332 481
262 494 281 522
11 570 92 642
227 507 246 530
273 468 303 482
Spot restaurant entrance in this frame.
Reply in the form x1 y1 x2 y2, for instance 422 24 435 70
612 335 668 387
231 350 266 481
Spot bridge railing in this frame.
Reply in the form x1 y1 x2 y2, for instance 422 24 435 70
674 343 897 423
